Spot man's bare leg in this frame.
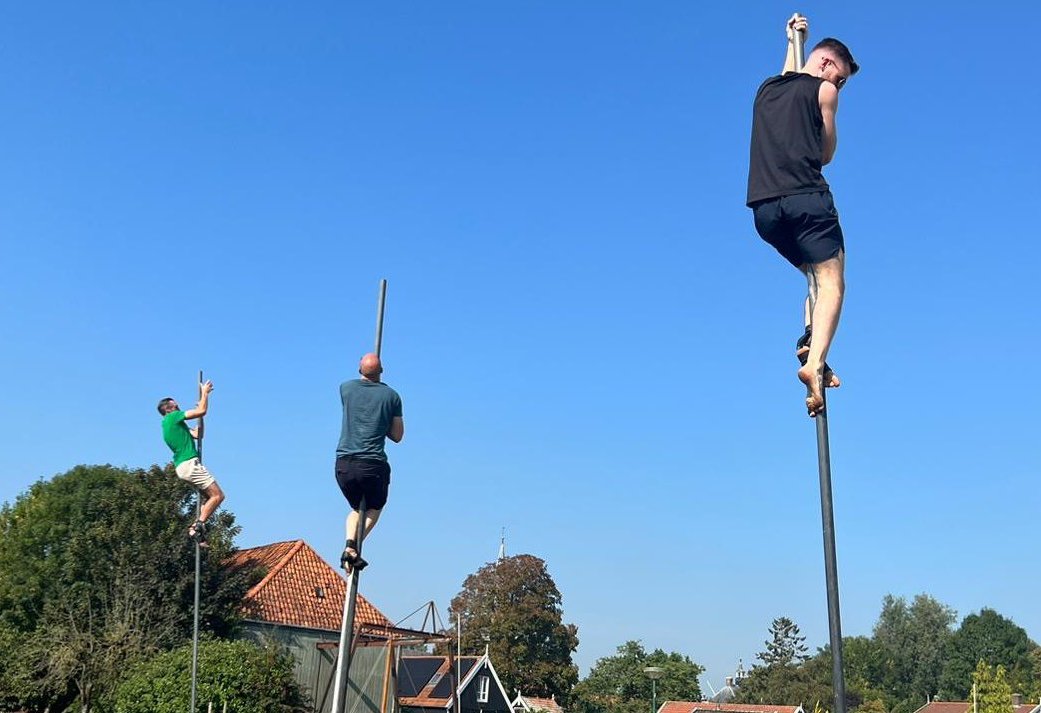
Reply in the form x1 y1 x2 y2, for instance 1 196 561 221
343 508 382 571
199 482 225 523
798 251 845 416
798 296 841 389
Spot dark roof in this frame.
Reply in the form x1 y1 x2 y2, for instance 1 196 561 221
398 656 480 709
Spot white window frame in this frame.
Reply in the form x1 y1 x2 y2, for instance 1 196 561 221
477 675 490 703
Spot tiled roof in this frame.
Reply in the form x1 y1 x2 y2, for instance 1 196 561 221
660 702 802 713
228 539 393 633
513 694 564 713
912 703 1039 713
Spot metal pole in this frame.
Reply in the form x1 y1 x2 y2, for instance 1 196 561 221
816 400 846 713
793 18 844 710
332 279 389 713
793 12 806 72
190 370 204 713
374 279 387 358
331 498 367 713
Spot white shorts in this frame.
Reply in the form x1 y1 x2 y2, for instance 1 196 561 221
175 458 216 490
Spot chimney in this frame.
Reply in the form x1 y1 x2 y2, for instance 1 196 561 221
1010 694 1023 706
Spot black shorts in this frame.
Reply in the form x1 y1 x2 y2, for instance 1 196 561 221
334 456 391 511
752 190 845 268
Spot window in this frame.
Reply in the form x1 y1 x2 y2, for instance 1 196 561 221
477 675 490 703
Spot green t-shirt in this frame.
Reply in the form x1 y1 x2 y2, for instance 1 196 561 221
162 411 198 466
336 379 403 460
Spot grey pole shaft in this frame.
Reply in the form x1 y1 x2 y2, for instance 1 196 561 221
374 279 387 358
793 15 805 72
190 370 204 713
816 403 846 713
793 18 846 712
332 279 389 713
331 499 367 713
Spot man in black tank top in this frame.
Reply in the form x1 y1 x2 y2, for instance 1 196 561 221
746 14 858 417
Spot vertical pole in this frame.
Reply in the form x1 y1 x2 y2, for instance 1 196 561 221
793 12 805 72
816 402 846 713
190 370 204 713
792 18 846 713
374 278 387 358
331 279 389 713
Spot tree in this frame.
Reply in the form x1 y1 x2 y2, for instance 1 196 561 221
446 554 578 702
0 464 260 712
110 638 307 713
571 641 703 713
759 617 809 667
871 593 956 712
972 661 1013 713
939 609 1037 699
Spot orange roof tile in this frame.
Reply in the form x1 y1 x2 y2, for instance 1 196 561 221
661 702 802 713
516 695 565 713
228 539 393 633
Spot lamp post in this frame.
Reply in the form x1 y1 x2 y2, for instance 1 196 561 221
644 666 664 713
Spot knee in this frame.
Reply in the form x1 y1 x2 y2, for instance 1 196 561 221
209 483 225 504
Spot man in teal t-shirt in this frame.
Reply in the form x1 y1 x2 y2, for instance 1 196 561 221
335 353 404 572
158 379 225 542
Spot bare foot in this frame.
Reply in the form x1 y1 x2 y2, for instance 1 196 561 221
798 364 826 417
797 346 840 389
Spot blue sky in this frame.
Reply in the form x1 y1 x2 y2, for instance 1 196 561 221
2 0 1039 691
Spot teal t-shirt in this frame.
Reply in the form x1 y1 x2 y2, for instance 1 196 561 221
336 379 402 460
162 411 198 466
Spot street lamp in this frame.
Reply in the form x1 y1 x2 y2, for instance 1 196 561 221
644 666 664 713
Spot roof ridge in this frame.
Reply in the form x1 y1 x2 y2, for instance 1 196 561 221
243 539 305 600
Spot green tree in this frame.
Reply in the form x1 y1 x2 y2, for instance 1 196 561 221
939 609 1037 699
759 617 810 666
972 661 1013 713
110 638 307 713
0 464 260 712
446 554 578 702
872 593 956 712
571 641 703 713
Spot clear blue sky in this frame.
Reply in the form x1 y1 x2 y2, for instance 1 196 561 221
2 0 1039 691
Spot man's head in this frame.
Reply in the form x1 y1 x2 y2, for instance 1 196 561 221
157 397 179 416
806 38 859 89
359 353 383 381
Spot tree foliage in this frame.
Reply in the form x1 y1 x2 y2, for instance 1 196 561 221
571 640 703 713
446 554 579 702
0 464 261 712
759 617 810 667
939 608 1037 699
972 661 1013 713
111 638 307 713
872 593 957 711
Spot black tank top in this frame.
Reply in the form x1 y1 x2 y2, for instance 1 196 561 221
746 73 830 206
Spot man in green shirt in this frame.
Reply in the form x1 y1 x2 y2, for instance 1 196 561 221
157 379 225 542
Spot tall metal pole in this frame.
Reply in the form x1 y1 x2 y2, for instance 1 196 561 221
792 13 806 72
793 17 846 710
190 370 204 713
331 280 389 713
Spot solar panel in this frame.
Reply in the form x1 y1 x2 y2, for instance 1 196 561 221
397 658 444 697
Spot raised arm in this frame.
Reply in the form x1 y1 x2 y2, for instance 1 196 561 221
819 81 839 164
183 380 213 420
782 14 809 74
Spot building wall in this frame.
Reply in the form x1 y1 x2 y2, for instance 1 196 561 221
241 621 394 713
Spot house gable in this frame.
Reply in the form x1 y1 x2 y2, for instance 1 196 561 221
228 539 393 633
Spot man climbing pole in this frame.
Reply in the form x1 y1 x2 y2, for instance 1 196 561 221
335 352 404 572
157 379 225 542
747 13 859 417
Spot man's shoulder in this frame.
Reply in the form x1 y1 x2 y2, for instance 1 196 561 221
162 410 186 426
